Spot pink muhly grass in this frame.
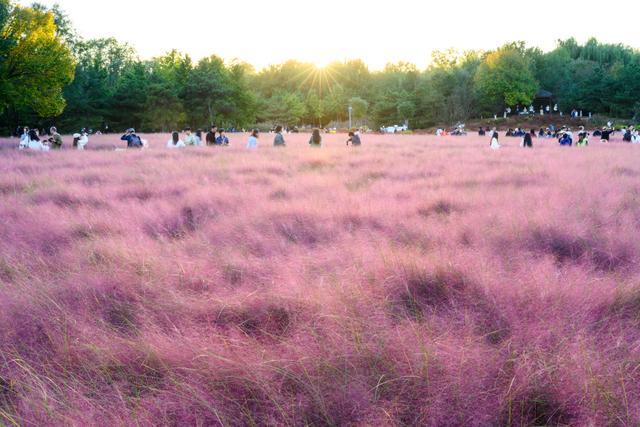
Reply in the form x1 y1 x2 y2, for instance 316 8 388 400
0 132 639 425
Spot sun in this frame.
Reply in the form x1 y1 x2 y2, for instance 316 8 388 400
310 56 332 69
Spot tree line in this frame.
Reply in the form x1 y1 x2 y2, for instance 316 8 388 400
2 1 640 134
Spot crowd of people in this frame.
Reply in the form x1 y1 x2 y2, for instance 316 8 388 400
10 121 639 153
498 104 593 119
480 124 640 149
159 125 361 150
17 127 90 151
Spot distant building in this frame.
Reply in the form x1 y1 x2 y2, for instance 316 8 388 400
533 89 553 111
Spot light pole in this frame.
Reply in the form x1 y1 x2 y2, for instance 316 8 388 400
348 104 353 130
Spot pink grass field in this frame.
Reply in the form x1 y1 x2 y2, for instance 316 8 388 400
1 132 639 426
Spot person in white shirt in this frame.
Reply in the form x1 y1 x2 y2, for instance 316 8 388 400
18 127 30 149
490 131 501 150
167 131 186 149
20 129 50 151
73 133 89 150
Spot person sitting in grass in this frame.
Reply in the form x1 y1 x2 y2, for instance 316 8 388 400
478 127 486 136
195 129 204 146
20 129 50 151
309 128 322 147
521 132 533 148
247 129 259 149
559 132 572 146
206 125 218 146
576 133 589 147
47 127 63 149
121 128 144 148
216 129 230 146
167 131 186 149
273 125 286 147
183 128 198 146
346 131 361 146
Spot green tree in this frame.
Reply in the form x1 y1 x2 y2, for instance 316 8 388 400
59 38 135 130
0 3 75 117
109 61 149 131
225 61 257 127
30 2 78 47
306 91 325 126
261 92 306 126
349 97 368 122
397 99 416 123
475 43 538 110
184 55 231 126
142 80 185 132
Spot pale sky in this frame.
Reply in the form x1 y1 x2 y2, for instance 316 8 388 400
20 0 640 70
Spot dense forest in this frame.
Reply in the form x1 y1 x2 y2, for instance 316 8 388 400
1 1 640 134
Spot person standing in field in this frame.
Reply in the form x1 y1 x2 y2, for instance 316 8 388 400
216 129 229 145
577 127 589 146
600 127 613 143
247 129 259 149
47 127 63 149
206 125 218 146
522 131 533 148
490 131 500 150
74 132 89 150
19 127 30 148
576 135 588 146
273 125 286 147
309 129 322 147
346 131 361 146
167 131 186 149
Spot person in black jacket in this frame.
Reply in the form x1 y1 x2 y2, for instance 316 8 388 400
206 125 218 146
522 132 533 148
601 128 613 142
